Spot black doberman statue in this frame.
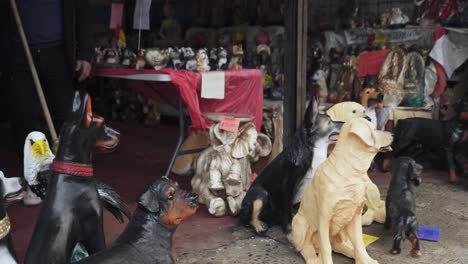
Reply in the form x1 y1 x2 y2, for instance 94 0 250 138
25 90 120 264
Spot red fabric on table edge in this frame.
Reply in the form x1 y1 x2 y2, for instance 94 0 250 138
93 68 264 132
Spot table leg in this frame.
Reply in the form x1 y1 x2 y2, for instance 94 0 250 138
165 96 185 177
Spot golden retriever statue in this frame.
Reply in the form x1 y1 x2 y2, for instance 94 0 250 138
288 117 393 264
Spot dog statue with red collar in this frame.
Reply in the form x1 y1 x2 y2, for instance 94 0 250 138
25 90 121 264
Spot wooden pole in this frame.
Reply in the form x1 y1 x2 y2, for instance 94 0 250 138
283 0 308 146
9 0 59 151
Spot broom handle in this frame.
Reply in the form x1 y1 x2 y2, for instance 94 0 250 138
9 0 59 151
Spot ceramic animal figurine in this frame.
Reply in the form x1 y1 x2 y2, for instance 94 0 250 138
182 47 197 72
94 47 104 64
288 117 393 264
135 49 146 70
145 48 170 70
24 91 122 264
168 47 183 70
76 177 198 264
256 44 271 70
121 49 137 67
228 44 244 70
209 48 218 70
196 48 211 72
191 122 272 217
103 48 120 64
217 47 228 70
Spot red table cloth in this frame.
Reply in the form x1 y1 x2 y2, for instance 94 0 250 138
94 68 264 131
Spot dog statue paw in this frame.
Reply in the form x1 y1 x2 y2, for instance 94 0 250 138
208 198 226 216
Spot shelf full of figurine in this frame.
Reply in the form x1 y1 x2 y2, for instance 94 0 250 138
305 3 468 130
94 4 286 102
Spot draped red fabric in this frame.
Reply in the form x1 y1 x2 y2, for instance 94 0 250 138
357 49 391 78
94 68 264 131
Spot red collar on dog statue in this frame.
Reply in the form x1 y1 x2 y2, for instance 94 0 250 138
51 160 94 177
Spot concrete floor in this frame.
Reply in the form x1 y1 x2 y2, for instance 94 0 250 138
175 172 468 264
1 121 468 264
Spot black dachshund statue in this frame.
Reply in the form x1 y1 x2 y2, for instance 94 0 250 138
385 157 423 257
77 177 198 264
25 90 122 264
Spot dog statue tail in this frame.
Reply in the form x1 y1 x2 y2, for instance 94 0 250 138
96 181 131 223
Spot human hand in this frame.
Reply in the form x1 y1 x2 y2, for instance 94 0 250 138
75 60 92 81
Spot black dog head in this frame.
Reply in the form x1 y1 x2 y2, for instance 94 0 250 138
56 90 120 164
392 157 423 187
304 97 342 145
138 177 198 229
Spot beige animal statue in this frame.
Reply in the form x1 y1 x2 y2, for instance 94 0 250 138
326 102 387 227
191 122 272 216
288 117 393 264
196 48 211 72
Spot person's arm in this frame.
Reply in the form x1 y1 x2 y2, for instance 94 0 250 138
75 0 94 81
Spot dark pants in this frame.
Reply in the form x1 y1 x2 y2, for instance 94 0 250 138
7 45 74 159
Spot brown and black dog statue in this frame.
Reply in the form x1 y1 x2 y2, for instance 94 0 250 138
77 177 198 264
25 90 121 264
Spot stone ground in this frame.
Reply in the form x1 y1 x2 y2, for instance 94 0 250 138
175 173 468 264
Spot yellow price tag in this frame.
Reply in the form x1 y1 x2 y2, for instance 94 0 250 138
362 234 379 247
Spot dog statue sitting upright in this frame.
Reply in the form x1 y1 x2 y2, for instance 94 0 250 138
240 99 368 235
289 117 393 264
77 177 198 264
25 90 121 264
385 157 423 257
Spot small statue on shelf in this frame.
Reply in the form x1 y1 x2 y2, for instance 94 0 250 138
121 49 137 67
135 49 146 70
196 48 211 72
182 47 197 72
217 47 228 70
168 47 183 70
103 48 120 64
256 44 271 71
209 48 218 70
94 47 104 64
228 44 244 70
145 48 170 70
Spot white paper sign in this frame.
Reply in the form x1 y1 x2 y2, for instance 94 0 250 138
201 72 225 99
133 0 152 30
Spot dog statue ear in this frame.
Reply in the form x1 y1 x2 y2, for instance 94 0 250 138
138 190 160 213
304 96 319 128
69 90 90 124
348 118 374 147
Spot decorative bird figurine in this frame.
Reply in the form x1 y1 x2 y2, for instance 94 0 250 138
23 131 131 223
